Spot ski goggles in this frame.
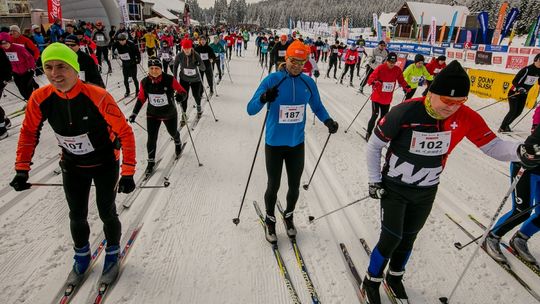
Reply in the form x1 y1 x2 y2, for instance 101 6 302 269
440 95 468 106
288 58 307 66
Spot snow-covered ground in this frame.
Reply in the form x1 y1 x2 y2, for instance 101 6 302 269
0 39 539 304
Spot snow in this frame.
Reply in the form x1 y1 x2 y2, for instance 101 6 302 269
406 1 470 27
0 38 539 304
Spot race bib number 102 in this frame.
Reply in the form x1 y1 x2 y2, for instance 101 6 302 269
409 131 451 156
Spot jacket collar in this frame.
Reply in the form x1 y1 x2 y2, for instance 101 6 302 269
52 79 83 99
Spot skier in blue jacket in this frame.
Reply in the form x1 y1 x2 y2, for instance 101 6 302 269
247 40 339 243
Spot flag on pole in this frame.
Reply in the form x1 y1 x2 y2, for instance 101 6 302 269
491 1 509 45
447 11 458 43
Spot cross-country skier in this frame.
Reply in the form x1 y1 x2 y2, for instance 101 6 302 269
65 35 105 88
10 43 136 286
247 40 338 243
423 55 446 96
402 54 432 99
359 40 388 94
111 32 141 98
173 39 205 122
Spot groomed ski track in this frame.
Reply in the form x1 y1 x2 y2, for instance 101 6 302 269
0 39 538 303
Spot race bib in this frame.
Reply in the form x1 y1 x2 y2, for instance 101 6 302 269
349 55 356 61
524 75 539 86
149 93 168 107
55 133 95 155
200 53 209 60
161 53 170 60
375 56 383 63
382 82 394 92
333 49 338 54
78 71 86 81
119 52 130 60
279 105 305 124
96 35 105 42
184 68 196 76
434 68 441 74
6 52 19 62
411 76 421 83
262 46 268 51
278 50 286 57
316 46 321 50
409 131 451 156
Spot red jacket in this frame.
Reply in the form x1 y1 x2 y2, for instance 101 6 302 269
12 35 40 60
344 49 359 65
368 63 408 105
225 36 234 47
425 57 447 76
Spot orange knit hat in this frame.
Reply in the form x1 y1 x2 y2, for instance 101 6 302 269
285 40 310 60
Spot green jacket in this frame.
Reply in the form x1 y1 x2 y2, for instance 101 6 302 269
403 64 433 89
210 42 225 54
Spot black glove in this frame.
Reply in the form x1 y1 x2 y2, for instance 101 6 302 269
314 70 320 78
118 175 136 193
175 92 187 103
368 182 386 199
403 85 412 94
260 86 279 104
517 87 527 95
10 170 31 191
324 118 339 134
128 113 137 123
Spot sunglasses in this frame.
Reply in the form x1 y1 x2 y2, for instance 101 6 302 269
440 95 468 106
288 58 307 66
65 43 77 47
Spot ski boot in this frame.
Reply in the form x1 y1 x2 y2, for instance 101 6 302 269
66 243 91 285
339 79 343 85
358 87 364 94
498 126 511 133
124 91 130 98
362 273 382 304
510 231 537 264
264 215 278 244
349 81 354 87
484 232 507 263
144 160 156 177
385 270 409 302
0 128 7 140
100 245 120 284
4 117 11 129
174 139 183 157
283 211 297 238
197 106 203 119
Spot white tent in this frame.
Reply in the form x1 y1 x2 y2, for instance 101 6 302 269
146 16 175 25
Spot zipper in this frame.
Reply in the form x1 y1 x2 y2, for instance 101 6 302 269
64 92 73 127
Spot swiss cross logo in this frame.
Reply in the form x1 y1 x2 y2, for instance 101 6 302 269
450 121 458 130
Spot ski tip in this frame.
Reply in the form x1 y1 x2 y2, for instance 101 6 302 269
439 296 449 303
308 216 315 223
232 218 240 225
302 184 309 190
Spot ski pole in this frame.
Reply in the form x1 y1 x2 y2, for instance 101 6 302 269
4 88 26 103
182 112 203 167
233 111 268 226
259 64 267 81
134 120 147 131
475 92 521 112
439 167 525 304
303 133 332 190
196 69 219 122
139 184 169 189
344 93 371 133
454 201 540 250
511 104 537 130
30 183 64 187
308 195 370 223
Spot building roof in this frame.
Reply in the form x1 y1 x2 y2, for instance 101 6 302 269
379 12 396 27
143 0 184 21
405 1 469 27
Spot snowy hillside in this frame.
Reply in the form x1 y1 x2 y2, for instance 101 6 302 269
0 38 539 304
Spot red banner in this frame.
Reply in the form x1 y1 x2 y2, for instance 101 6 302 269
509 47 519 54
47 0 62 24
447 51 455 59
456 52 463 59
493 56 503 64
506 55 529 69
467 52 475 61
519 48 532 55
533 48 540 55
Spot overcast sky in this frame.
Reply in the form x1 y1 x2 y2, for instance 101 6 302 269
197 0 262 9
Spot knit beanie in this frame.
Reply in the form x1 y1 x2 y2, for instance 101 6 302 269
285 40 310 60
414 54 425 63
9 25 20 33
0 32 11 43
41 43 80 72
148 57 162 69
429 60 469 97
64 34 80 44
181 39 193 49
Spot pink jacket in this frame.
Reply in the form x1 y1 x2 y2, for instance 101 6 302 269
533 107 540 126
4 43 35 75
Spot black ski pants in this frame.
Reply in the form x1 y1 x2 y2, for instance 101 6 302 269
366 102 390 137
13 70 38 100
96 46 111 70
360 66 375 89
147 115 180 161
327 57 338 78
340 63 355 84
199 63 214 93
61 159 121 248
264 143 304 217
122 64 139 94
212 58 222 79
500 92 527 130
405 88 417 100
367 181 437 277
179 79 202 113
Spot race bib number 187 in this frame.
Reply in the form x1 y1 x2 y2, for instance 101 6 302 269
409 131 451 156
279 105 305 124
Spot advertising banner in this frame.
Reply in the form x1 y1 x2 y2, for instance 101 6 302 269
475 51 492 65
505 55 529 69
47 0 62 23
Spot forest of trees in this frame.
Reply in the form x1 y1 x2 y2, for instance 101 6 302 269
185 0 540 36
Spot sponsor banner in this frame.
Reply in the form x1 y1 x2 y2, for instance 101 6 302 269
493 56 503 64
414 44 432 56
519 48 532 55
485 45 509 52
396 15 409 23
533 48 540 55
509 47 519 54
506 55 529 69
447 50 455 58
432 47 446 56
454 43 464 49
365 40 380 48
396 52 408 70
475 51 492 65
455 52 463 59
388 43 401 52
478 45 486 51
47 0 62 23
468 68 539 107
467 52 476 61
470 44 479 51
441 42 451 48
400 43 416 52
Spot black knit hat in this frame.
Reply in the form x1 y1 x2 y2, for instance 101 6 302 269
429 60 470 97
64 34 79 44
148 57 162 69
387 52 397 63
414 54 425 63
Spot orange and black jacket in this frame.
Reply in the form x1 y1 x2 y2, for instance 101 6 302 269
15 80 136 176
